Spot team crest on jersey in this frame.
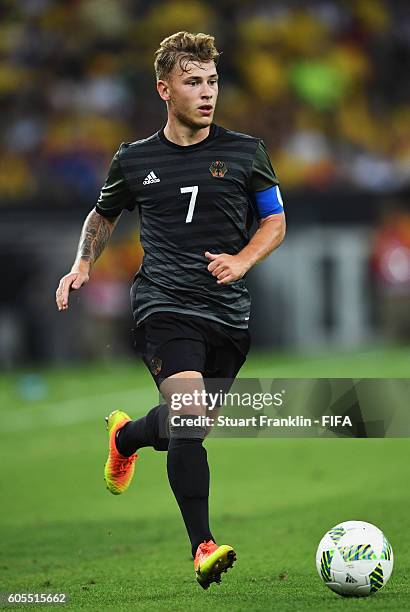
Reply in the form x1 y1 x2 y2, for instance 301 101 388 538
150 356 162 376
209 160 228 178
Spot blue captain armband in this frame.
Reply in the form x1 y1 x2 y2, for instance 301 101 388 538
253 185 284 219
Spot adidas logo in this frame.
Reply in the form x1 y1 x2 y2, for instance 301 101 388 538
345 573 358 583
143 171 160 185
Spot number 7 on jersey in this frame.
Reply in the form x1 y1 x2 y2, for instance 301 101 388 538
180 186 199 223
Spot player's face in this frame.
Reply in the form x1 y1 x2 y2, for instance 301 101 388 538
163 60 218 129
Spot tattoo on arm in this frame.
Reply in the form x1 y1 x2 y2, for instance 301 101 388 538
77 210 116 265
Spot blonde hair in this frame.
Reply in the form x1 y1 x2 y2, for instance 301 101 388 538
154 31 220 81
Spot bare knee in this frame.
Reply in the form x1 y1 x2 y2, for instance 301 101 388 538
160 370 207 417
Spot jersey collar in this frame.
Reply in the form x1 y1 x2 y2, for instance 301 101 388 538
158 123 218 151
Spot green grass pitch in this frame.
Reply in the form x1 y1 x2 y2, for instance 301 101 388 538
1 347 409 610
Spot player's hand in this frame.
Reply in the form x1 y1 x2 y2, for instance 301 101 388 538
205 251 249 285
55 270 89 311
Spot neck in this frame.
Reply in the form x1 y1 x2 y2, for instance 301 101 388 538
163 118 211 147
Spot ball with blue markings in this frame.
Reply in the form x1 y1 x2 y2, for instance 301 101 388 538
316 520 393 597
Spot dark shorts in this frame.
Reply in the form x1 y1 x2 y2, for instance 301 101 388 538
132 312 250 388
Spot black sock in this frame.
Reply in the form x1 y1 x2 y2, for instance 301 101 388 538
115 404 169 456
167 437 214 557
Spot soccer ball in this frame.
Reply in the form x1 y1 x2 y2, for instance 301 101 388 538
316 520 393 597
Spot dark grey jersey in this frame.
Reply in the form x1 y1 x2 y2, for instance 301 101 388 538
96 123 279 329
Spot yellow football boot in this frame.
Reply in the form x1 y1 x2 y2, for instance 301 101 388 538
194 540 237 589
104 410 137 495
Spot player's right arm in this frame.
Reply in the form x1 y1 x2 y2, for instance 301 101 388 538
55 210 120 311
56 144 135 311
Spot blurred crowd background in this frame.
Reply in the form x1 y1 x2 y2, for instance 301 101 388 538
0 0 409 367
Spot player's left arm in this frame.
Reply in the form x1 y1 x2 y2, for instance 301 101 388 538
205 212 285 284
206 140 286 285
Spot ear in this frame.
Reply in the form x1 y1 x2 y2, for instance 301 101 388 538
157 80 171 102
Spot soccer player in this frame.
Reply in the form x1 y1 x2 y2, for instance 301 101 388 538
55 31 286 589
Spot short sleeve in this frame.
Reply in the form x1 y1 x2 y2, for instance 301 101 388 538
95 146 135 218
250 140 279 192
